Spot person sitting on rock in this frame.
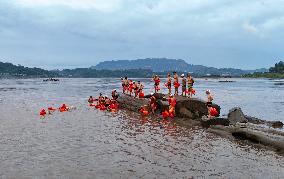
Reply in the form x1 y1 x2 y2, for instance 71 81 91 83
206 90 214 117
105 96 111 107
139 105 149 116
168 94 177 107
149 93 157 114
112 89 119 100
181 74 186 97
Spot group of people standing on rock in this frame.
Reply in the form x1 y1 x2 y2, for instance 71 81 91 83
164 72 195 97
120 72 218 119
121 77 145 98
121 72 196 98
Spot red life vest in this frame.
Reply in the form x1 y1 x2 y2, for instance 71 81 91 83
162 110 169 119
174 81 180 88
139 92 144 98
48 107 57 111
210 107 219 117
40 109 46 116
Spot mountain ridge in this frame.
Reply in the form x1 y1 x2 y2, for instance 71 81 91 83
92 58 268 76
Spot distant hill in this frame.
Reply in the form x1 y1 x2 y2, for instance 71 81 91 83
0 61 57 78
92 58 267 76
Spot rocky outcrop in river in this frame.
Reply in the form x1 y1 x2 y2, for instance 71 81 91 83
117 93 284 154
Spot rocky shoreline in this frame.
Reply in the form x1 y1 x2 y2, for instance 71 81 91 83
117 93 284 154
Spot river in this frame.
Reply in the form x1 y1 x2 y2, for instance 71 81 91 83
0 78 283 178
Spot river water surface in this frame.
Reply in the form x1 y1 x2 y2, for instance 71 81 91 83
0 78 283 178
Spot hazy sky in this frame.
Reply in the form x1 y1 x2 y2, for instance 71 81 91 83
0 0 283 69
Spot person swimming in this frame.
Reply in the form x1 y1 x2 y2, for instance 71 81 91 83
88 96 94 104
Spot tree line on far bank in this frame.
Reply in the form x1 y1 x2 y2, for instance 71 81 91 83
1 60 283 79
243 61 284 78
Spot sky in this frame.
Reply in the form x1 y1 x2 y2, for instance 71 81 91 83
0 0 283 70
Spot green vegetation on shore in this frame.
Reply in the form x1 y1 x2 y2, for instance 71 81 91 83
0 62 57 78
243 61 284 79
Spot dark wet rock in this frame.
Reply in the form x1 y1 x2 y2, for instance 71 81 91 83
271 121 284 128
178 107 194 119
118 93 221 119
245 115 283 129
201 117 230 128
156 100 169 112
117 92 284 154
144 93 165 99
117 93 149 112
245 115 266 124
173 96 220 119
208 125 284 154
228 107 248 125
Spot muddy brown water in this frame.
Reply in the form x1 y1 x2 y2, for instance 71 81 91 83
0 78 283 178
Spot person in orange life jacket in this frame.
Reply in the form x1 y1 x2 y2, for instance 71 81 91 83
153 75 160 93
124 77 129 93
187 73 194 98
167 94 176 118
133 81 139 98
137 81 144 98
173 71 179 95
149 93 157 114
128 80 134 96
181 74 187 97
165 73 172 95
105 96 111 107
139 105 149 116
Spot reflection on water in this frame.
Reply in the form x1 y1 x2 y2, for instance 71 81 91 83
0 78 284 178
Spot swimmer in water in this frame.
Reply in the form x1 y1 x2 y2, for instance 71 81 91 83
88 96 94 104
